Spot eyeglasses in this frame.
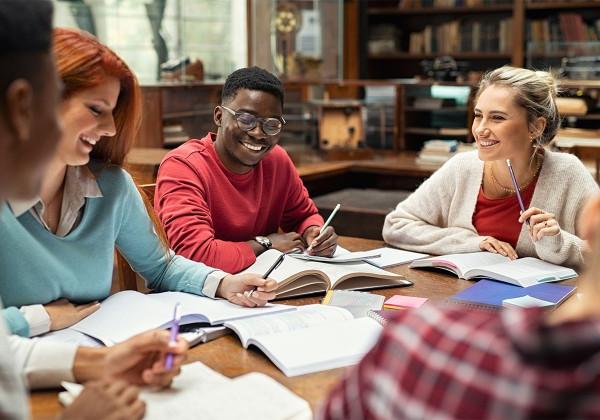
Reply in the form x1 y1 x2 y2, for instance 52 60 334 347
220 105 286 136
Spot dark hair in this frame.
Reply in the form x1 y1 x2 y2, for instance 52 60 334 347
221 66 284 107
0 0 54 98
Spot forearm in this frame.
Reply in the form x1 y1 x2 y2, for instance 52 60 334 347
72 346 109 383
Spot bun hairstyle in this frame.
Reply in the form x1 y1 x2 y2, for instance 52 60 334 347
477 66 561 147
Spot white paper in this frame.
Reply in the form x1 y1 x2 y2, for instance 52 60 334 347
502 295 555 308
365 247 428 268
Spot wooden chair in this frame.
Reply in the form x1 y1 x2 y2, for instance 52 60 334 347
112 183 157 293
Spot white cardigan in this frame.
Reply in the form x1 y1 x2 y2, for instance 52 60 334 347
382 150 599 268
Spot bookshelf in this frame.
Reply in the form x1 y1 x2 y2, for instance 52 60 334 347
359 0 600 80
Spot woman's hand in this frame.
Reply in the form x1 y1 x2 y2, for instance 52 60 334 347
519 207 561 241
45 298 100 331
216 273 278 307
479 236 518 259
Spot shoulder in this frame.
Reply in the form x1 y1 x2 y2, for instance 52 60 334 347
544 150 589 171
91 164 137 197
162 136 212 165
542 150 596 185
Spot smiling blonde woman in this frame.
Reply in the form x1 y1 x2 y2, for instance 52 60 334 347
382 66 598 268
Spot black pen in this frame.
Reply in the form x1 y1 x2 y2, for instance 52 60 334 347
245 248 301 298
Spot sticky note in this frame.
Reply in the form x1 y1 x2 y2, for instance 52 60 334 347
384 295 428 310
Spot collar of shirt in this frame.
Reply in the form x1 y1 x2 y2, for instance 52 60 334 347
8 165 103 236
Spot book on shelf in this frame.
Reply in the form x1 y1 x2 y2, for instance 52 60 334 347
224 304 383 377
60 362 311 420
417 140 474 164
409 252 577 287
69 290 294 345
448 279 576 310
240 249 412 299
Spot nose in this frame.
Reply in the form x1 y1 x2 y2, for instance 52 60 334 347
100 113 116 137
247 122 268 140
474 120 490 137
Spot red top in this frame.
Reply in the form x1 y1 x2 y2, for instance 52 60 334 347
154 133 324 273
472 177 537 248
320 305 600 419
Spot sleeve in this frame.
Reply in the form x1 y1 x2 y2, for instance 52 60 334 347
278 152 324 234
8 334 77 389
2 307 29 337
19 305 50 337
533 167 599 268
115 170 219 295
382 158 484 254
155 156 256 273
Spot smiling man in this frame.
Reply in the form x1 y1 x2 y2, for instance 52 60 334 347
155 67 337 273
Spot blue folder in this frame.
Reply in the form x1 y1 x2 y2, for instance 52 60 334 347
449 279 576 309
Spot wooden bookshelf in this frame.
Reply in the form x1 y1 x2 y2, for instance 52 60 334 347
369 5 513 15
527 1 600 11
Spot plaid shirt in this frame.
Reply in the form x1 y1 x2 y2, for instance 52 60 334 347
320 305 600 420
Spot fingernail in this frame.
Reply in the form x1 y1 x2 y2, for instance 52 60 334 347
257 287 265 292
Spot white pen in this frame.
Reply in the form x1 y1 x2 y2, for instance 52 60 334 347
307 203 341 252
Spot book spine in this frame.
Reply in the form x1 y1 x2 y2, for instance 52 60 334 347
443 298 500 312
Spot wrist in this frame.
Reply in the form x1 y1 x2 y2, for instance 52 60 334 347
215 275 231 298
72 347 108 382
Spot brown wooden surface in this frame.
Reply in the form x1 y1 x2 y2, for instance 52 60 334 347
29 235 496 419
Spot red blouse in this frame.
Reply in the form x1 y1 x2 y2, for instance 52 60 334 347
473 177 537 248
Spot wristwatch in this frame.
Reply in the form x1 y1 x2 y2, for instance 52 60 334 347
254 236 272 250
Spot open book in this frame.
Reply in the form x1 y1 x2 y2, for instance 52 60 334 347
60 362 311 420
224 304 383 377
242 249 412 298
410 252 577 287
70 290 294 345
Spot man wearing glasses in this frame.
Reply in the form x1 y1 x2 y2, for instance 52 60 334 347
155 66 338 274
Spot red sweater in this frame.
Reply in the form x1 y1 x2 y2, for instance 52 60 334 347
472 178 537 248
154 133 324 273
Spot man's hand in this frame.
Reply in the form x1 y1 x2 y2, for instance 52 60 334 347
303 225 338 257
105 330 188 388
216 273 278 307
60 379 145 420
267 232 306 253
45 299 100 331
73 330 188 387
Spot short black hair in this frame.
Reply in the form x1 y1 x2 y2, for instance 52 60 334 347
0 0 54 99
221 66 284 108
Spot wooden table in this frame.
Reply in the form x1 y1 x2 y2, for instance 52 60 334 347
27 236 556 418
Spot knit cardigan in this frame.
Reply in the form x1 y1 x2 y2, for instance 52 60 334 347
382 150 599 268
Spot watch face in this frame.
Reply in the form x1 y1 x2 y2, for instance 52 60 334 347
256 236 271 249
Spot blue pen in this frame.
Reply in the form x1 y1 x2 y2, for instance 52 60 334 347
506 159 530 226
165 303 181 370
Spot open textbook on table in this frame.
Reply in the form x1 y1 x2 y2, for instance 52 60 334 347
70 290 294 345
410 252 577 287
224 304 383 377
241 249 412 298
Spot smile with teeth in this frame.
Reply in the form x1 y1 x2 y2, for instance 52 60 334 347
80 135 98 146
479 139 499 148
241 141 266 152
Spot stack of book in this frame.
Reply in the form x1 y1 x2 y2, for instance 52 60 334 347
417 139 473 164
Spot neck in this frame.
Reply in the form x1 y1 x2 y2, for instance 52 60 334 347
490 150 539 190
39 157 67 205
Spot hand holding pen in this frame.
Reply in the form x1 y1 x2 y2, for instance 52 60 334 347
508 160 561 242
305 203 340 256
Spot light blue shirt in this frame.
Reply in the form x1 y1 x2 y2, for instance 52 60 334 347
0 163 219 336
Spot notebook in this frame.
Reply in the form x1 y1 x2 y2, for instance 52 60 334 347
241 249 412 298
409 252 577 287
362 247 428 268
322 289 385 317
367 309 400 326
60 362 311 420
70 290 294 345
224 304 383 377
448 279 576 310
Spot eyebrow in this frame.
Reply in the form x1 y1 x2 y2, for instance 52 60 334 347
473 108 509 116
236 108 282 118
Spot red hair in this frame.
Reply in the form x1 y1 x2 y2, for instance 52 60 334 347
53 27 141 166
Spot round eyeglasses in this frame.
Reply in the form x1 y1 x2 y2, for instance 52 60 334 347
220 105 286 136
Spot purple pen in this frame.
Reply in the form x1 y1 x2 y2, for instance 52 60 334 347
506 159 530 226
165 302 181 370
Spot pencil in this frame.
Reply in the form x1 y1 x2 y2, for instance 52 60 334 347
506 159 530 226
307 203 341 252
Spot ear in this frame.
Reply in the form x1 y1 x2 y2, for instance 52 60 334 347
530 116 546 140
214 106 222 127
579 194 600 243
4 79 33 145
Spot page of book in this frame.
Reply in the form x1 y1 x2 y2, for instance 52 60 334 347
289 249 381 263
250 317 383 377
61 362 311 420
366 247 429 268
465 257 577 287
242 249 409 298
224 304 352 347
71 290 295 345
411 252 510 277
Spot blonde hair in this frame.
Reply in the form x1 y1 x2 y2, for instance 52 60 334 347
477 66 561 147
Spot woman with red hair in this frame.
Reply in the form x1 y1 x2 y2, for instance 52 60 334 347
0 28 277 337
